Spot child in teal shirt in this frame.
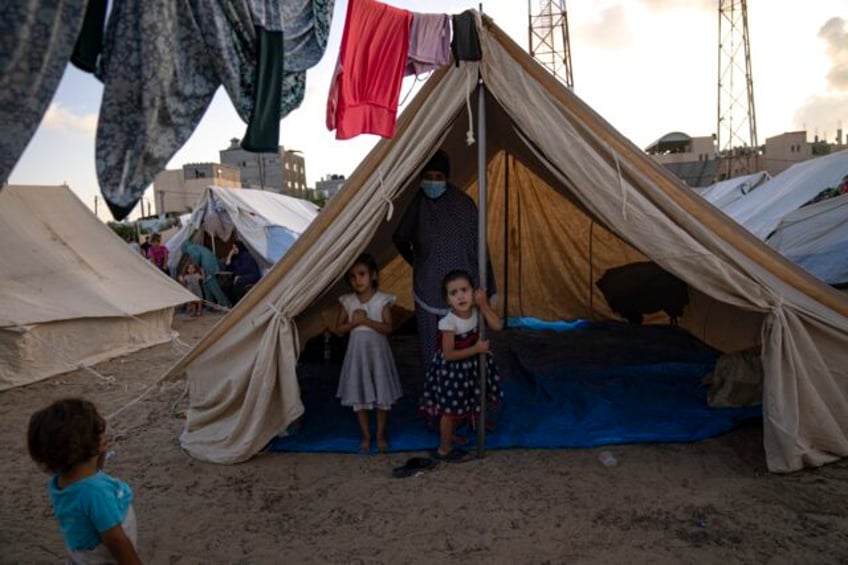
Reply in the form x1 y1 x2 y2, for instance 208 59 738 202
28 398 140 564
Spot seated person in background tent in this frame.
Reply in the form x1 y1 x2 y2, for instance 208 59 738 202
224 241 262 303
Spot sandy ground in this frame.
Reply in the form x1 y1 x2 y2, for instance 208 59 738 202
3 312 848 564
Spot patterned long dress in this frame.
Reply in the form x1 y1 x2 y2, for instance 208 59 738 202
392 187 497 368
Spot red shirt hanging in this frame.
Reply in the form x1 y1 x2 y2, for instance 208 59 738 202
326 0 412 140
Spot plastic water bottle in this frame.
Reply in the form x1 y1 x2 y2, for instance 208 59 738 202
598 450 617 467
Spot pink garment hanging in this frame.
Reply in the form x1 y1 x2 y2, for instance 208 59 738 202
406 13 451 76
326 0 412 140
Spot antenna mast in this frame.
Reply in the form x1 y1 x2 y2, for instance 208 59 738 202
717 0 758 179
528 0 574 89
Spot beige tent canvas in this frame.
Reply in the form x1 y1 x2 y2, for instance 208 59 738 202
0 185 197 390
167 15 848 472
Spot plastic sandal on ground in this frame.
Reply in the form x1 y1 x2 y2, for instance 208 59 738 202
392 456 437 478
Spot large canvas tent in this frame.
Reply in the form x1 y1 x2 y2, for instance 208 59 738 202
167 15 848 472
0 185 197 390
165 186 319 274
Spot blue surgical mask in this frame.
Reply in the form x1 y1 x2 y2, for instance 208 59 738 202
421 180 447 199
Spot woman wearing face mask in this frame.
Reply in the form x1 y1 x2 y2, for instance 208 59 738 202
393 149 497 373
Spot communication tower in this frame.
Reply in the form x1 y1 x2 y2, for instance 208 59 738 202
528 1 574 89
717 0 758 178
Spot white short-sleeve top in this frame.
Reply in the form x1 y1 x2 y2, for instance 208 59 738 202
437 309 478 335
339 291 396 334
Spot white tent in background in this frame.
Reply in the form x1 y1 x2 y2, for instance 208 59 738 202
166 186 319 274
767 193 848 286
0 185 196 391
696 171 770 210
723 149 848 239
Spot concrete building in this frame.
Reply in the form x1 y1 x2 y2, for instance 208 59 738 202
645 132 719 187
646 128 847 187
219 138 308 199
315 174 346 200
761 130 845 176
153 163 240 215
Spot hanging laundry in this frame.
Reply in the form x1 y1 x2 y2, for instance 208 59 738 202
327 0 412 140
0 0 88 187
283 0 335 72
451 10 482 66
93 0 333 220
70 0 107 73
95 0 219 220
406 13 451 76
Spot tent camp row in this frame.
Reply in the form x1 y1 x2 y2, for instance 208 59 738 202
165 14 848 473
695 171 771 210
768 193 848 286
0 185 197 390
165 186 319 275
695 150 848 285
0 184 318 392
722 149 848 240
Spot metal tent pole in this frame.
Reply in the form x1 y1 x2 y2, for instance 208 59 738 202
476 79 489 457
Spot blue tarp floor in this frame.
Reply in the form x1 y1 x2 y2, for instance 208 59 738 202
269 320 761 454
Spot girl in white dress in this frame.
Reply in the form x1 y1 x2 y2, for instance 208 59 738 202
335 253 403 452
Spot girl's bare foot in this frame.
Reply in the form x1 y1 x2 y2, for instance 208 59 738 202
377 437 389 453
359 437 371 453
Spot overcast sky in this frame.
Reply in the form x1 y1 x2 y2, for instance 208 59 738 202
8 0 848 220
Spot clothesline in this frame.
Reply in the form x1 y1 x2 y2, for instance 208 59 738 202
1 1 484 221
327 1 482 141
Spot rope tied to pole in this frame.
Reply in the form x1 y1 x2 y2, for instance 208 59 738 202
464 67 478 146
